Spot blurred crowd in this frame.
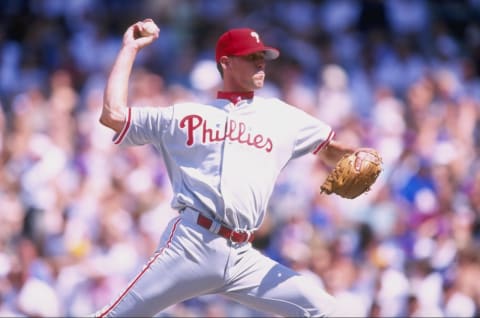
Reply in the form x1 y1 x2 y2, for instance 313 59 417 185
1 0 480 317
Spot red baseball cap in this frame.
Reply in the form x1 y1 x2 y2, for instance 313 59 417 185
215 28 280 63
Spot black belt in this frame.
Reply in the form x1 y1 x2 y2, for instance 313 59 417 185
196 213 254 243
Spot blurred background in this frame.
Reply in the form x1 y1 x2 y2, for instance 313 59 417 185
1 0 480 317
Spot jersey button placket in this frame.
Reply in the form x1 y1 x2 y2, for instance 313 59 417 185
219 106 236 228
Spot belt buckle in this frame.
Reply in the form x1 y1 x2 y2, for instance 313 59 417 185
230 228 251 243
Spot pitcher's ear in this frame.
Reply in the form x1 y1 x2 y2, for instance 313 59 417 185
219 56 230 65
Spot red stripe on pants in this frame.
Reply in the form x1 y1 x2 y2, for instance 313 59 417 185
98 217 182 317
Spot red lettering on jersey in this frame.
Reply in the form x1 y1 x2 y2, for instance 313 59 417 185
179 114 273 152
179 114 202 146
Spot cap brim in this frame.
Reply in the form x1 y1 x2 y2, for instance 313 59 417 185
264 47 280 60
233 46 280 60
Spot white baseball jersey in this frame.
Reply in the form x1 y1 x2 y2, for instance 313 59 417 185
113 95 334 230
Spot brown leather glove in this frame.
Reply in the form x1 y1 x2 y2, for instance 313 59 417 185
320 148 383 199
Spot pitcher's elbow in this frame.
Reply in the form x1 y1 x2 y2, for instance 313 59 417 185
99 107 125 133
99 112 110 128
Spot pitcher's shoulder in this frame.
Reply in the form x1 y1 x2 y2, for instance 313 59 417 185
174 100 229 110
173 101 206 109
253 96 290 108
254 96 299 113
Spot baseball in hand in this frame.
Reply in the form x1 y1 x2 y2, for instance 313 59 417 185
140 21 158 37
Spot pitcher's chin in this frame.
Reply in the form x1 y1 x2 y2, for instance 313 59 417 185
252 77 265 89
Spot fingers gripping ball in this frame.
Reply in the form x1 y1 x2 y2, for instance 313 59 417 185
136 20 159 38
142 21 158 36
320 148 383 199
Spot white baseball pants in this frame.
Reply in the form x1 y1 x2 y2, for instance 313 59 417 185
94 210 336 317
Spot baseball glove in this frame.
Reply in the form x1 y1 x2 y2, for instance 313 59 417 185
320 148 383 199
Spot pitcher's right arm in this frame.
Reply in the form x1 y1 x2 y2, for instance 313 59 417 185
100 18 160 133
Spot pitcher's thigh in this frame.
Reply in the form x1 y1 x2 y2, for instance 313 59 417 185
95 219 221 317
225 261 336 317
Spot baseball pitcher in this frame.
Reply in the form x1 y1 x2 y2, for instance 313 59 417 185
94 18 381 318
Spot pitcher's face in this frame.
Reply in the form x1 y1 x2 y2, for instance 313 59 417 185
224 52 267 91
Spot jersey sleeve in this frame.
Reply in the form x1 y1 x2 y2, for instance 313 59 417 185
289 107 335 159
112 106 173 146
